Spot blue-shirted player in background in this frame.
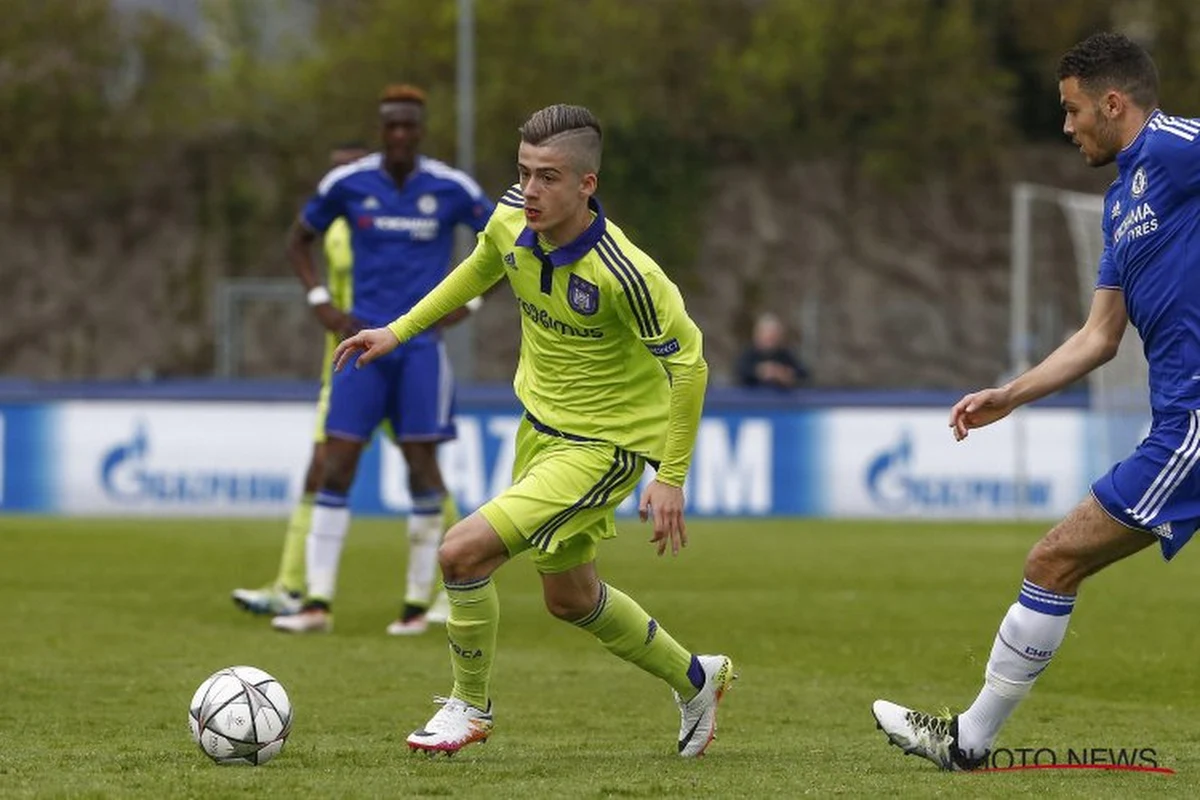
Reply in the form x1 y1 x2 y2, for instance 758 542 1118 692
874 32 1200 769
273 84 494 635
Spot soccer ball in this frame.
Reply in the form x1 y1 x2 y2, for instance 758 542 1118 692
188 666 292 765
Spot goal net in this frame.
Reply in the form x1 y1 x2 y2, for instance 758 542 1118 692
1010 182 1151 480
212 276 479 380
213 279 313 378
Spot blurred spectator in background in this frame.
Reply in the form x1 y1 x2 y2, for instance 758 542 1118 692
736 312 809 390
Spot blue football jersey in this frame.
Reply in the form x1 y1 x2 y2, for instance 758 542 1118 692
1098 110 1200 414
303 153 493 329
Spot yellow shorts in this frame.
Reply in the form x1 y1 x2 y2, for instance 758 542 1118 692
479 416 646 573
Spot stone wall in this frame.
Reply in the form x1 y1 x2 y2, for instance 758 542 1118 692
0 146 1113 389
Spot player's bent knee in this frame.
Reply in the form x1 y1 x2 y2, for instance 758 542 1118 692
543 592 594 622
437 539 469 580
438 536 492 582
1023 539 1081 594
437 514 509 582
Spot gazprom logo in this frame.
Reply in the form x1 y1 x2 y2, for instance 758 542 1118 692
866 431 1051 512
100 422 290 504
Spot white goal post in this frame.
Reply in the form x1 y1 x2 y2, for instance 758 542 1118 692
214 279 304 378
1010 182 1151 499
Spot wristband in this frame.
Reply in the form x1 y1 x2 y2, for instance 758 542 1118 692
306 286 332 307
466 296 484 313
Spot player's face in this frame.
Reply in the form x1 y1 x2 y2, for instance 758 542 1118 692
380 103 424 166
516 141 596 244
1059 77 1122 167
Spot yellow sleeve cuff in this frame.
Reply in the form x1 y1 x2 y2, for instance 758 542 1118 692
387 317 413 343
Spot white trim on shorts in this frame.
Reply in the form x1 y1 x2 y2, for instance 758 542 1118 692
1126 409 1200 524
436 341 454 429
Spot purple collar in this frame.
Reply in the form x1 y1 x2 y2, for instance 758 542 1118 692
515 197 606 267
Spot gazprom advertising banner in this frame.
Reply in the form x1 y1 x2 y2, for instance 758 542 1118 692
0 397 1090 519
0 401 817 518
15 402 315 516
818 408 1090 519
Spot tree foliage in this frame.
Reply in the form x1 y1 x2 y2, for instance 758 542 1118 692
3 0 1198 377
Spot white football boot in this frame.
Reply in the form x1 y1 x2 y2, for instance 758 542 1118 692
674 654 736 757
406 696 493 755
231 585 302 616
871 699 987 770
271 606 333 634
385 614 429 636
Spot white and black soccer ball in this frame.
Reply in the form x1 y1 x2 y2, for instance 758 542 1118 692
188 666 292 766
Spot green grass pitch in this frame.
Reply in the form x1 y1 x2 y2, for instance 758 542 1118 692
2 516 1199 798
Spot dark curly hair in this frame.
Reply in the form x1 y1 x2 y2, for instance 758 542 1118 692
1056 32 1158 109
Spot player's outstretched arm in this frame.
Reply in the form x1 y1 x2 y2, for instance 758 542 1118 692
332 327 400 371
950 288 1127 441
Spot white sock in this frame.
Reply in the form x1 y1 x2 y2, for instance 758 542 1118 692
306 492 351 604
404 511 444 607
957 580 1074 756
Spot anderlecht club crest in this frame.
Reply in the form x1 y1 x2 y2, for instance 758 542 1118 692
567 274 599 315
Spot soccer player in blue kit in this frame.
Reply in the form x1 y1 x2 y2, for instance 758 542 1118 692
874 32 1200 769
273 84 494 634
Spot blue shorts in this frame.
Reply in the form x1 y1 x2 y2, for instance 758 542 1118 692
1091 410 1200 560
324 335 456 443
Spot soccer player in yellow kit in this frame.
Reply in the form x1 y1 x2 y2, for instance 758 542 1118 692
334 105 734 757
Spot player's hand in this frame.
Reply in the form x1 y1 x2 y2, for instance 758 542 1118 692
639 480 688 556
949 387 1015 441
332 327 401 371
312 303 357 337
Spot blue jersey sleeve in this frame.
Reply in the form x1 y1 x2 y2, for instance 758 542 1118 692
456 184 493 233
1096 193 1119 289
301 170 351 234
1150 116 1200 195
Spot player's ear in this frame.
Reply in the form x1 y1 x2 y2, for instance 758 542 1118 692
1103 90 1124 119
579 171 598 197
